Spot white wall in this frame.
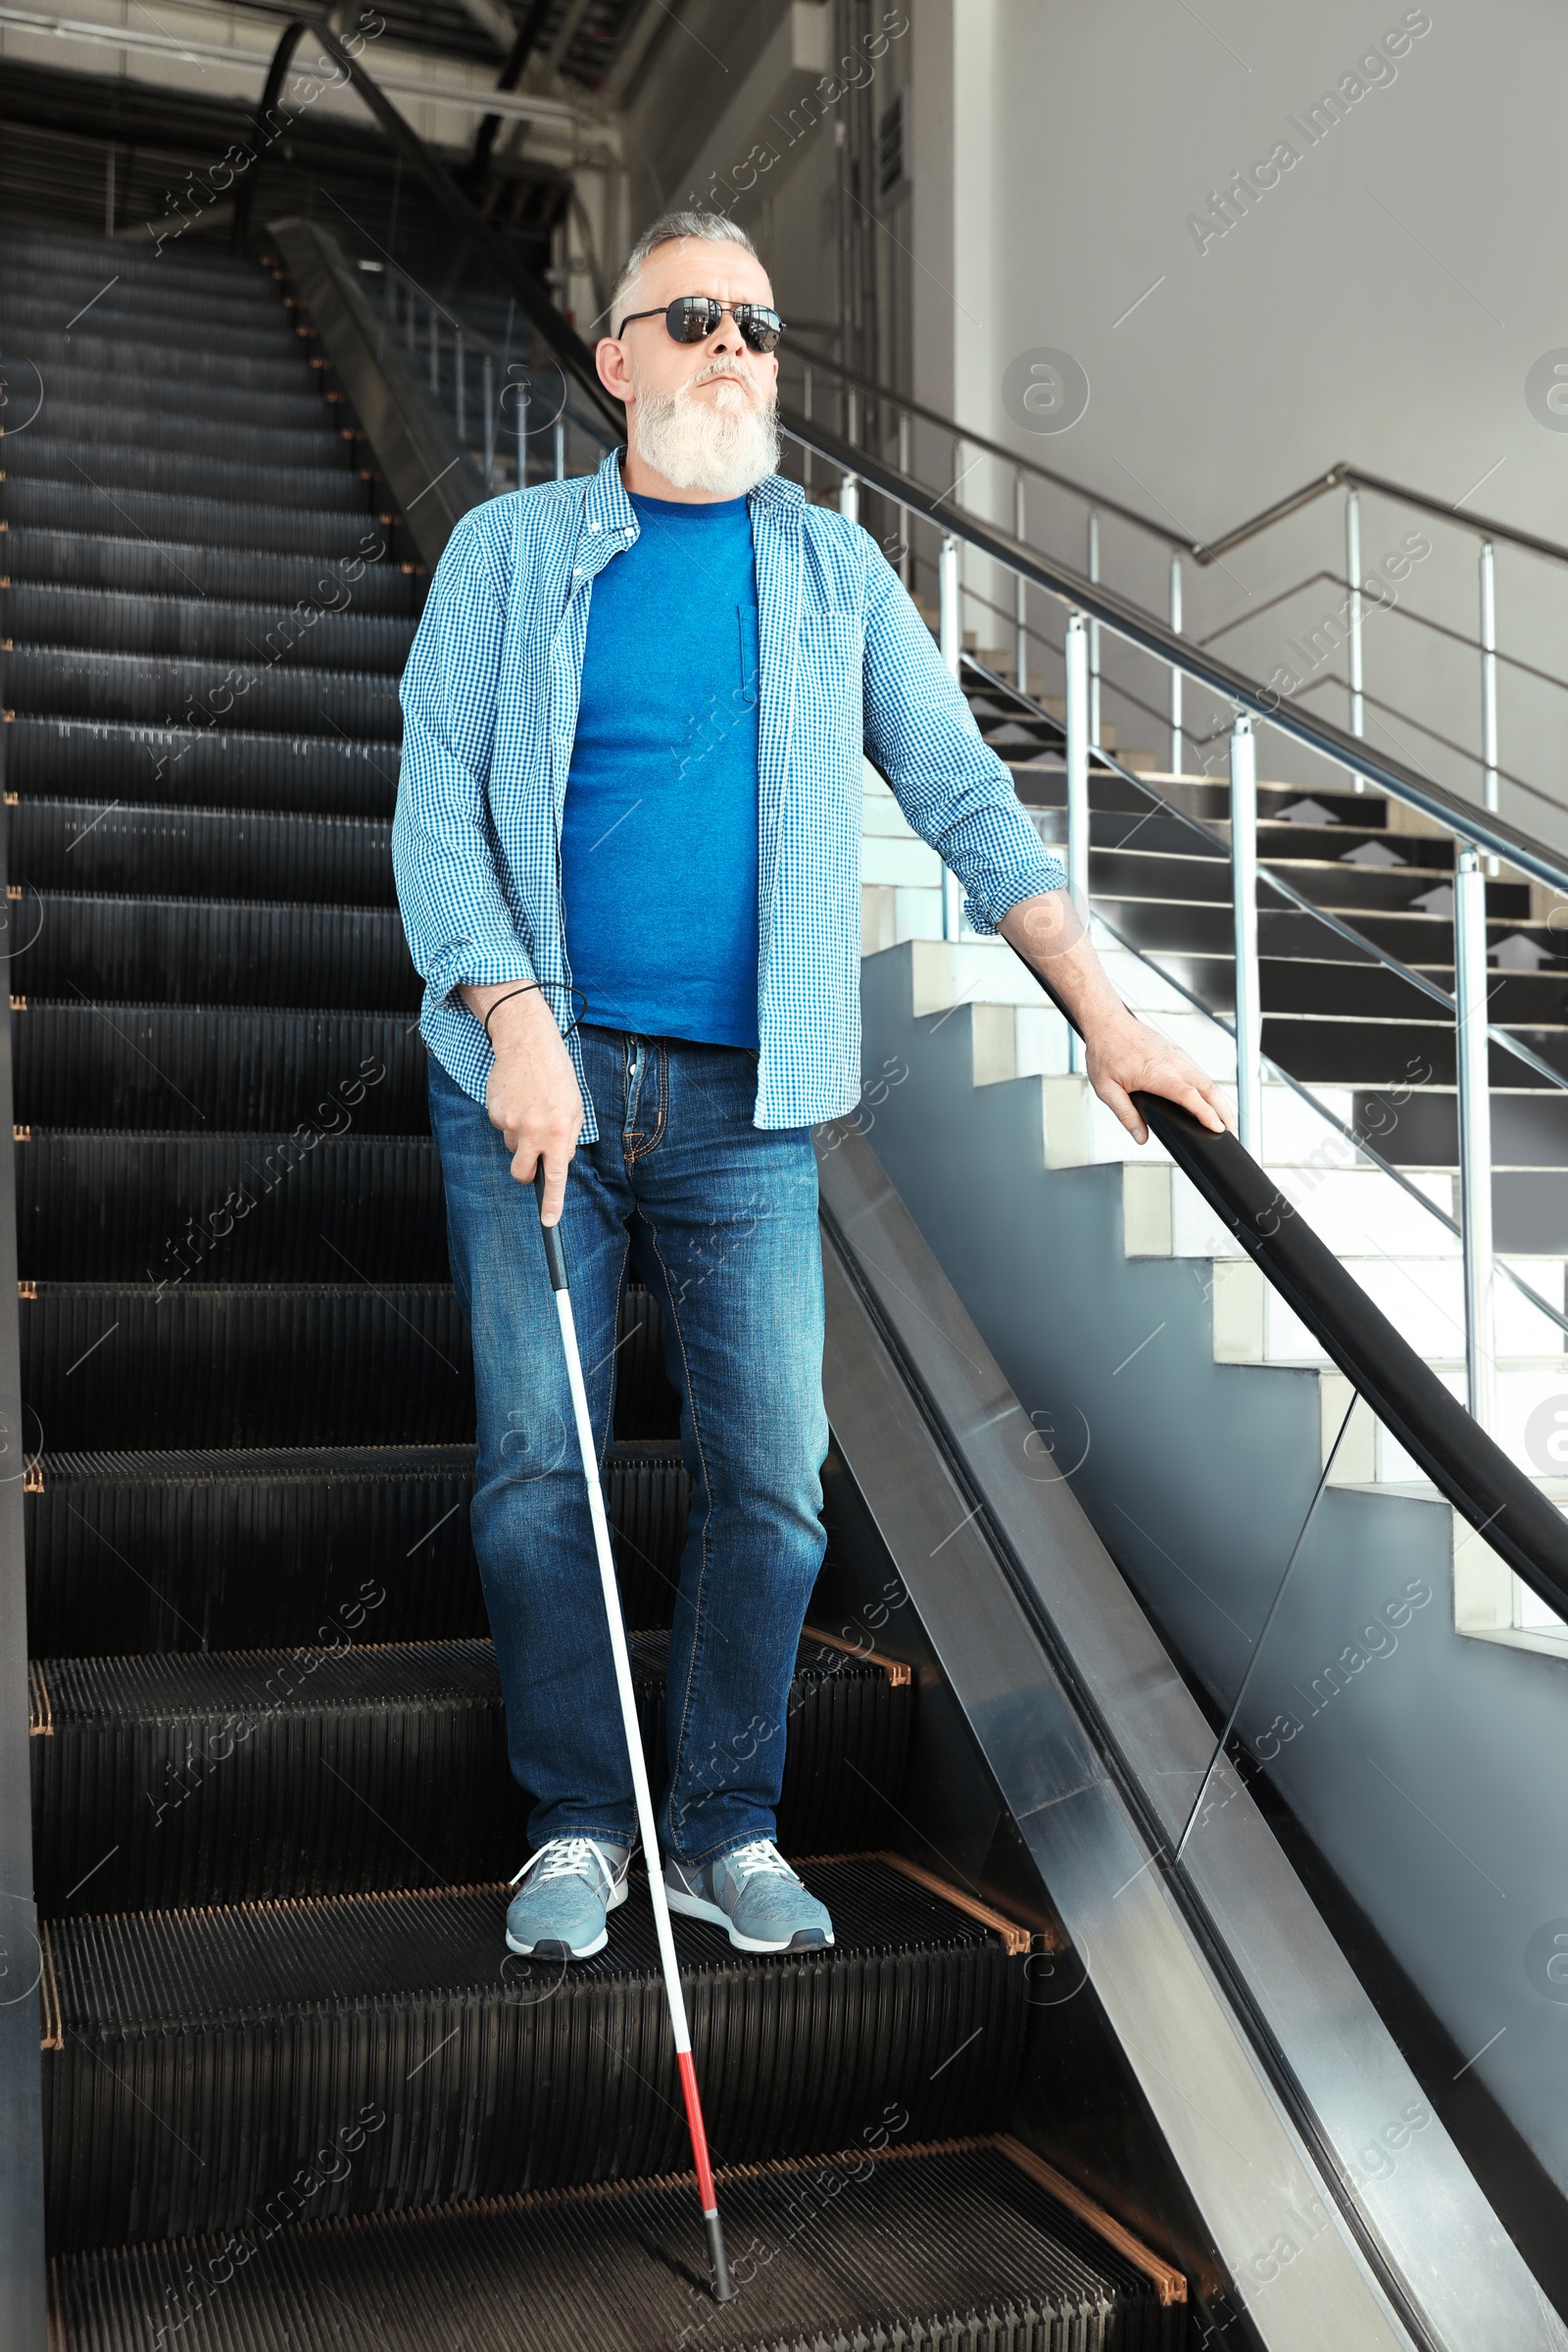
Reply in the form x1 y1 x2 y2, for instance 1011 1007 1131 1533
905 0 1568 840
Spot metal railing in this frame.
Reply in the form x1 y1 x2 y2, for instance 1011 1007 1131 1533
784 344 1568 830
358 254 613 492
790 406 1568 1440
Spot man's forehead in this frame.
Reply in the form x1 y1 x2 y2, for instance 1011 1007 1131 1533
637 238 774 304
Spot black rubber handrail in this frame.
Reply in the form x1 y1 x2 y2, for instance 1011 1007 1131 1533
1141 1092 1568 1618
232 18 623 442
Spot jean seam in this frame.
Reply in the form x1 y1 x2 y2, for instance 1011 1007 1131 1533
625 1042 668 1164
641 1204 714 1860
520 1824 638 1859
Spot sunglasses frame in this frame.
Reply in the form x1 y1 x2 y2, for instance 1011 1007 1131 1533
615 296 786 354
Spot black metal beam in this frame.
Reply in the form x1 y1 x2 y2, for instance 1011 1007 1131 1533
235 20 621 438
467 0 557 190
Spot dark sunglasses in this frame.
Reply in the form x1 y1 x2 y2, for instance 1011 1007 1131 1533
615 295 786 354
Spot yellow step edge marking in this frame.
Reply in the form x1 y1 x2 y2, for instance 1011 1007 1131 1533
994 2134 1189 2305
802 1620 911 1687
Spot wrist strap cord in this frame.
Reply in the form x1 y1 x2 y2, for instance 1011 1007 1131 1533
481 980 590 1047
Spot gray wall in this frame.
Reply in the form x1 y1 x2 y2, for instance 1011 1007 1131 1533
858 942 1568 2209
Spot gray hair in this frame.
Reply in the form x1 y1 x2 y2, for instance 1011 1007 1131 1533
609 211 761 335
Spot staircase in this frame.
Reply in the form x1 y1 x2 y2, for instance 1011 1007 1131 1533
861 670 1568 1514
3 224 1186 2344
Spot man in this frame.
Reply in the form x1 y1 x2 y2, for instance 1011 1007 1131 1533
393 210 1226 1965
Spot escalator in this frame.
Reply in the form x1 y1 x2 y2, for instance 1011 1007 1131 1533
4 29 1568 2352
1 220 1188 2350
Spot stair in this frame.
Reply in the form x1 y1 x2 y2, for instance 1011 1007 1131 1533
4 221 1182 2343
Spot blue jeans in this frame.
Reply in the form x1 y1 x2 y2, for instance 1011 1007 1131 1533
428 1030 829 1866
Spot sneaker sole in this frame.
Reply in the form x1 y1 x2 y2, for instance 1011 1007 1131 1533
505 1874 628 1961
664 1882 834 1954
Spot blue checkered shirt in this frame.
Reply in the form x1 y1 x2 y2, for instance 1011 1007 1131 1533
393 447 1065 1138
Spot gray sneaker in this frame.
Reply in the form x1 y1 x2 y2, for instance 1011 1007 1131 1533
506 1836 632 1960
664 1838 835 1954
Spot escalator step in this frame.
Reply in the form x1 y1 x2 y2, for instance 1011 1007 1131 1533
16 1132 444 1283
10 801 396 905
0 241 282 304
23 1281 473 1448
2 399 351 467
9 328 310 390
6 717 401 815
22 1282 676 1448
0 229 281 295
0 287 300 344
21 895 416 1007
1 585 416 670
3 436 371 512
30 1631 905 1910
2 529 416 612
13 1004 422 1132
6 648 401 738
48 2142 1183 2351
1 478 392 557
24 1439 689 1655
43 1860 1021 2250
11 366 331 430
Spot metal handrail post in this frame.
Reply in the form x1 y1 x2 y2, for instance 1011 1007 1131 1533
1346 485 1364 793
1169 550 1183 773
802 363 812 491
514 382 525 490
896 413 911 584
1013 469 1028 690
1087 510 1102 747
428 304 439 392
554 416 565 479
1229 713 1261 1154
1065 612 1090 1075
454 326 466 442
1480 539 1499 815
482 352 496 486
1454 845 1496 1427
839 470 859 523
939 536 961 939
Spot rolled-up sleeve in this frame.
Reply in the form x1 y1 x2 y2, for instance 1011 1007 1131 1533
393 510 537 1007
860 540 1065 930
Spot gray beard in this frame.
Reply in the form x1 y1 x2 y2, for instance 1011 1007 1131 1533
630 371 780 498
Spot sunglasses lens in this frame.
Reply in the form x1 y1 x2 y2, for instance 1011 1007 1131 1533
739 309 783 353
668 298 722 342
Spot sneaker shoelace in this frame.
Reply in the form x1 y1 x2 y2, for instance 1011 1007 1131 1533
510 1836 622 1893
724 1838 799 1886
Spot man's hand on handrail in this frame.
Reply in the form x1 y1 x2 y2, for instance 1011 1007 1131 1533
999 890 1233 1148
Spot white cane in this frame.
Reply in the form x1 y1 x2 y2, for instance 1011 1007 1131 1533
533 1174 733 2301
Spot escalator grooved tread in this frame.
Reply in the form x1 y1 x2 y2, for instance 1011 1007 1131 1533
25 1434 684 1657
43 1863 1025 2251
49 2143 1181 2348
11 800 396 906
2 532 416 613
13 1003 422 1131
31 1634 906 1908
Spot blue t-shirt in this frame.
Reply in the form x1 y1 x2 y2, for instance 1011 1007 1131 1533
559 489 760 1049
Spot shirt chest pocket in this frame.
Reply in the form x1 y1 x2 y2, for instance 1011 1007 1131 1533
793 610 863 767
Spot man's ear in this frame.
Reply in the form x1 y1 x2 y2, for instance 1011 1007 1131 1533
596 336 632 407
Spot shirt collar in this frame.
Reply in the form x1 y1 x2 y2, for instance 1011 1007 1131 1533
582 444 805 543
